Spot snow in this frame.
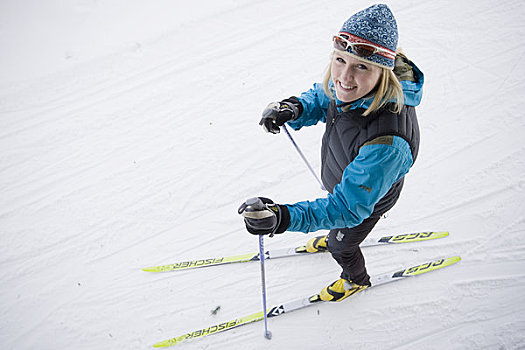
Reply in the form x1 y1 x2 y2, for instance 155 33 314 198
1 0 524 349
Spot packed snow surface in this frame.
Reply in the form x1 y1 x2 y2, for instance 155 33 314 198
1 0 524 349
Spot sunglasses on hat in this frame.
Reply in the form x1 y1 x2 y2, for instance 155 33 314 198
333 33 395 59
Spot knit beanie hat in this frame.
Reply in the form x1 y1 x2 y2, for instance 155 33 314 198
338 4 398 69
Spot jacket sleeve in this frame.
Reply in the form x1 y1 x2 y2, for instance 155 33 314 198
286 83 331 130
285 136 413 233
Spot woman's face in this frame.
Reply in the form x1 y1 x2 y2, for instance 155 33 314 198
331 50 382 103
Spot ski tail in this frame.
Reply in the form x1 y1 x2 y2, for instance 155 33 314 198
153 311 264 347
151 256 460 347
142 253 258 272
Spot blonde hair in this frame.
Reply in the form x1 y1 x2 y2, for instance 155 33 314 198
323 52 404 116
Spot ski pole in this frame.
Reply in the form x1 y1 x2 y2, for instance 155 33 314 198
258 235 272 340
241 197 272 339
282 124 326 191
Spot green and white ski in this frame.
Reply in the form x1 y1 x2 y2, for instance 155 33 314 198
143 231 449 272
152 255 461 347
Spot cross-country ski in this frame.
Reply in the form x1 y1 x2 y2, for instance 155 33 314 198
152 256 461 347
143 231 449 272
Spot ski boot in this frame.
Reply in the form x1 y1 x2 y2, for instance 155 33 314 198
305 235 328 253
318 278 369 302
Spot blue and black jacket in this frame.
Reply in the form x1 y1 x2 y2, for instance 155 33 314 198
280 56 424 234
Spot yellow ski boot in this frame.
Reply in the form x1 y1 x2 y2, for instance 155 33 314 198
305 235 328 253
319 278 368 302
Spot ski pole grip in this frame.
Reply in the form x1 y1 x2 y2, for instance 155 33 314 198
238 197 266 216
244 197 265 211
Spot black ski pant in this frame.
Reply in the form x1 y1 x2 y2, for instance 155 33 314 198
326 216 380 286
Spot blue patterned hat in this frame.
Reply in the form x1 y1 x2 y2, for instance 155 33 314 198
338 4 398 69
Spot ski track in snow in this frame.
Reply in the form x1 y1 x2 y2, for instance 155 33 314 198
1 0 525 349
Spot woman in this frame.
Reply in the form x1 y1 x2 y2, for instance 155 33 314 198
239 4 424 302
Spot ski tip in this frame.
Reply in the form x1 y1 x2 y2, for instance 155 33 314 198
384 231 450 244
444 255 461 263
431 255 461 268
399 255 461 277
436 231 450 238
446 255 462 268
451 255 461 263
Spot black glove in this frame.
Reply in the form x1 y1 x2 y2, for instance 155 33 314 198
259 97 302 134
238 197 290 236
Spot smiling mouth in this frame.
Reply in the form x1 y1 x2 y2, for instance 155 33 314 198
338 81 356 91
